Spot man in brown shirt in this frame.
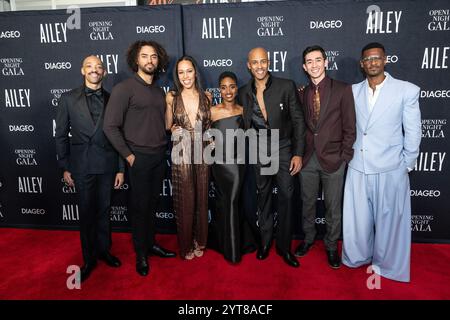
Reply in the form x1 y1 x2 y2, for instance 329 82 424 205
104 40 176 277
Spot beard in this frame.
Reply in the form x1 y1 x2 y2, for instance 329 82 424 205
366 68 383 78
139 63 156 75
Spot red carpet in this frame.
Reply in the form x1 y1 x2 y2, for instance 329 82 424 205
0 228 449 300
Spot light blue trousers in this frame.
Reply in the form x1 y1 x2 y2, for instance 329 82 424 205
342 165 411 282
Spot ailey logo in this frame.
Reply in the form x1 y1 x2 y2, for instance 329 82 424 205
15 149 38 166
40 22 68 43
267 51 287 73
366 5 402 34
97 54 119 74
89 20 114 40
257 15 284 37
18 176 43 194
421 46 449 69
4 89 31 108
427 9 450 31
202 17 232 39
1 57 24 76
421 119 446 139
414 151 446 172
62 204 79 221
160 178 172 197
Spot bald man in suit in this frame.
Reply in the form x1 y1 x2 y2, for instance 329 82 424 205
55 55 124 282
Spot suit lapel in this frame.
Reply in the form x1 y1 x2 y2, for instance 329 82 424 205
303 85 315 130
91 89 108 135
244 89 253 129
316 79 332 130
76 86 95 135
354 81 370 128
367 75 394 129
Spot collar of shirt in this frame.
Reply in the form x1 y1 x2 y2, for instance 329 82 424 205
367 72 388 112
84 85 103 96
251 73 272 94
366 72 388 96
311 75 330 91
134 73 155 87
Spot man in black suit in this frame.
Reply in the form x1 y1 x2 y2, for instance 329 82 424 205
55 55 124 282
238 47 306 268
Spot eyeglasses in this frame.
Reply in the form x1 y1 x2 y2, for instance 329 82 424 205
361 56 384 64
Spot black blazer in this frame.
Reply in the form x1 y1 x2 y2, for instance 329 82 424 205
55 85 124 174
238 75 306 156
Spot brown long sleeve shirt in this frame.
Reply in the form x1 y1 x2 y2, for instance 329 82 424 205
103 74 167 158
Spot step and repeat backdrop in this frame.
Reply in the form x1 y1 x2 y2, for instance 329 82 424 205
0 0 449 242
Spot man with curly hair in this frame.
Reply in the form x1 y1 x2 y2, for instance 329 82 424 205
104 40 176 277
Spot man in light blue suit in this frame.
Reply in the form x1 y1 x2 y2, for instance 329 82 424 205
342 42 421 282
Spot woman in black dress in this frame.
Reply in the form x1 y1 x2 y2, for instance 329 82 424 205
209 71 248 263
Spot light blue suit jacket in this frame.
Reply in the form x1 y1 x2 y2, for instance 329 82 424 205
349 73 421 174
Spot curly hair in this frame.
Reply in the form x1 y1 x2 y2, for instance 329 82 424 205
126 40 169 79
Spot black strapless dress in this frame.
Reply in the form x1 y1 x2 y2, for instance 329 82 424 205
209 115 246 263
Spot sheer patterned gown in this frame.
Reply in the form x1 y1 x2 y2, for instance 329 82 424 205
171 94 210 258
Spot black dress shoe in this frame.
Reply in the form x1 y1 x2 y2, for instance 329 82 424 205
294 242 313 257
326 250 341 269
276 249 300 268
80 261 97 283
136 255 149 276
256 244 270 260
149 244 176 258
98 252 121 267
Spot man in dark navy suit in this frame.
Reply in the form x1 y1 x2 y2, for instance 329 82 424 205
55 55 124 282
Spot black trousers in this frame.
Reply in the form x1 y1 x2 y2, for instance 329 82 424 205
73 172 115 264
299 152 345 251
254 146 294 253
128 150 166 256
